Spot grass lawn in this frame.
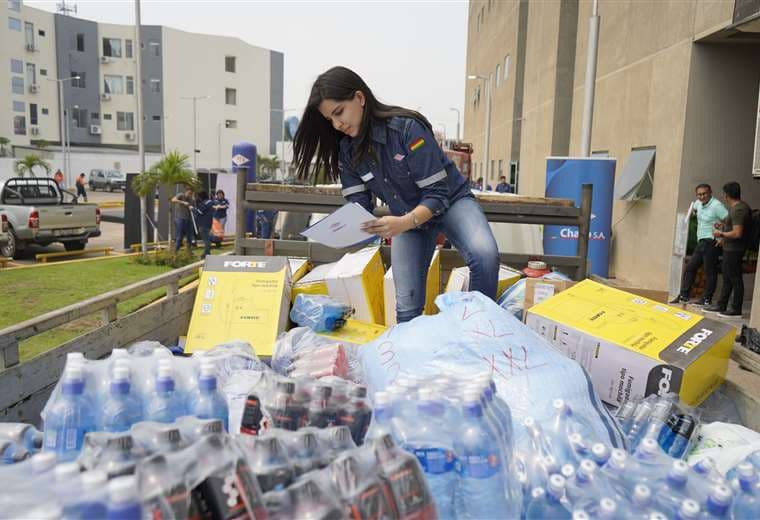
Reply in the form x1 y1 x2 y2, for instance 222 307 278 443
0 249 232 361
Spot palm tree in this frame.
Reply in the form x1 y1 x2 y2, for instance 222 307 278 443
132 151 200 252
0 137 10 157
14 154 51 178
257 154 279 181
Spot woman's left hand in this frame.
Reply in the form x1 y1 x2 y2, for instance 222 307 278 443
361 215 413 239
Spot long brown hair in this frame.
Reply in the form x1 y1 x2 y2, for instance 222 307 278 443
293 66 431 182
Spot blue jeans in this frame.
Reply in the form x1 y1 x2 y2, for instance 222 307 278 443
392 196 500 323
175 218 192 252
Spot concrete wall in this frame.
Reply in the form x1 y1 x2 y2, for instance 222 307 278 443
0 2 59 148
54 13 101 147
269 51 283 156
162 27 272 169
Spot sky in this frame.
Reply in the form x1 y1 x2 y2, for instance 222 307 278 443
27 0 470 140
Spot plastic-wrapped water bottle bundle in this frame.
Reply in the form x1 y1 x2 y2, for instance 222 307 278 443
239 372 372 445
614 392 701 458
290 294 353 333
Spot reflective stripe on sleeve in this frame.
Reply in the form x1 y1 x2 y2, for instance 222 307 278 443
415 169 447 188
342 184 368 197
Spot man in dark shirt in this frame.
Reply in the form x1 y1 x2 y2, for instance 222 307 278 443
171 187 194 253
193 191 216 258
705 182 752 317
495 176 512 193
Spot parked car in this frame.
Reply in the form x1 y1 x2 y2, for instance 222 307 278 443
0 177 101 258
89 169 127 192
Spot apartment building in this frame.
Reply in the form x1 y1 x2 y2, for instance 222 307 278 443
464 0 760 295
1 0 283 165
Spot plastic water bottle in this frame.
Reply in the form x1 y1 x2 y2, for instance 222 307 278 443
590 443 610 466
404 388 457 520
289 294 349 332
365 391 399 442
525 474 571 520
615 400 637 435
732 465 760 520
43 364 95 461
69 470 108 519
190 361 229 431
627 401 654 445
654 459 690 515
99 366 143 432
676 499 701 520
476 374 514 448
106 476 142 520
0 440 28 464
699 485 733 519
454 389 517 519
597 497 619 520
145 359 186 423
633 398 672 449
629 484 657 519
632 438 670 486
566 459 602 507
0 424 43 453
689 458 728 497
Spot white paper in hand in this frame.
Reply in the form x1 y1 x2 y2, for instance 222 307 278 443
300 203 378 249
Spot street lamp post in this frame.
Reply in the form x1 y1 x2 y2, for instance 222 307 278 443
449 107 460 142
468 74 492 192
47 75 79 186
180 95 210 172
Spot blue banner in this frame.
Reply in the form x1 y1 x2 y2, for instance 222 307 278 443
543 157 616 278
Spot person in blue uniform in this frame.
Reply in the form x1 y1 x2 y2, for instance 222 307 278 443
293 66 500 323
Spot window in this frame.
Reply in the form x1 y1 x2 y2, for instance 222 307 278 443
13 101 25 112
152 115 161 121
225 56 236 73
504 55 511 81
72 108 88 128
11 76 24 94
30 104 38 125
8 0 21 12
91 112 100 122
10 59 22 74
8 17 21 31
24 22 34 48
41 107 49 115
26 62 36 85
149 41 160 57
103 113 112 120
498 160 504 178
225 119 237 129
495 64 501 87
225 88 237 105
38 29 45 37
13 115 26 135
104 74 124 95
149 79 161 93
71 72 85 88
40 68 47 76
126 76 134 95
76 33 85 52
117 111 134 131
102 38 122 58
125 39 133 58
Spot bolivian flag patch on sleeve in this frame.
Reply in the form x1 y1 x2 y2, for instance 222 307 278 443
409 137 425 152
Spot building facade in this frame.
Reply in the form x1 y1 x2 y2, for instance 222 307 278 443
1 1 283 166
464 0 760 294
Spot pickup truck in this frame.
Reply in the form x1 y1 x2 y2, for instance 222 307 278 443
89 169 127 192
0 177 101 258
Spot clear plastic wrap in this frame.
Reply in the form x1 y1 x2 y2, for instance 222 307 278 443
289 294 352 332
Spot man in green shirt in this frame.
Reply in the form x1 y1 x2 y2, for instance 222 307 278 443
706 182 752 317
672 184 727 306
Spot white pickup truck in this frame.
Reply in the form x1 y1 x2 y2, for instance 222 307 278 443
0 178 101 258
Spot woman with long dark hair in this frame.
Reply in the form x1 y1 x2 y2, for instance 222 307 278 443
293 66 500 323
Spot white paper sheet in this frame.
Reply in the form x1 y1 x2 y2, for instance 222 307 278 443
300 203 378 249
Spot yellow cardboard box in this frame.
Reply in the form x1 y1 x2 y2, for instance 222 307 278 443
326 246 386 325
384 249 441 326
289 258 311 285
445 264 523 299
525 279 735 406
185 256 292 357
319 319 387 347
291 262 336 302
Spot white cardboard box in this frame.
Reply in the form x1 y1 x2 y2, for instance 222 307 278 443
326 246 386 325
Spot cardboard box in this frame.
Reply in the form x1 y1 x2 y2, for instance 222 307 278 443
319 319 387 348
384 249 441 326
288 258 311 285
525 279 735 406
185 256 292 357
445 264 523 298
523 278 576 314
326 246 386 325
291 262 335 301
